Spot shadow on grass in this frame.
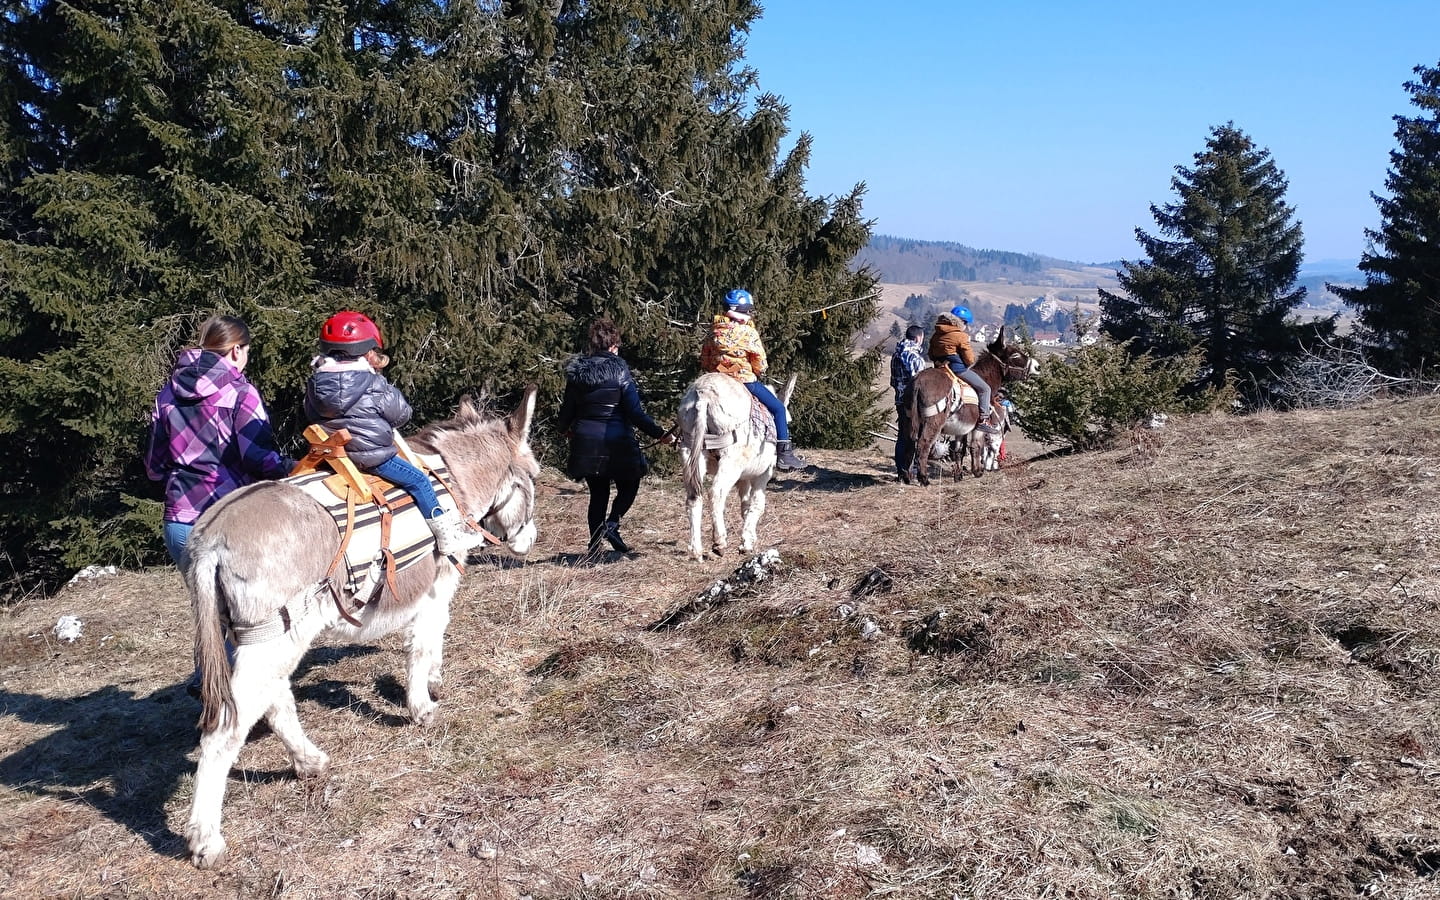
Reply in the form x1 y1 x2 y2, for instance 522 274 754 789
0 684 197 855
466 551 530 570
548 549 635 567
292 644 410 727
292 644 380 681
768 465 885 493
0 638 424 859
294 677 409 729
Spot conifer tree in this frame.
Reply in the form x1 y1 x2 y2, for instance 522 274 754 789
0 0 877 584
1099 124 1311 402
0 0 317 580
1333 61 1440 373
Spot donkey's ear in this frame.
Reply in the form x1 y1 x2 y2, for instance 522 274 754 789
509 385 538 445
992 325 1006 349
456 393 480 425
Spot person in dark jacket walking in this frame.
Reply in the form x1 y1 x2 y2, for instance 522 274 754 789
304 311 485 556
146 315 294 570
557 318 672 555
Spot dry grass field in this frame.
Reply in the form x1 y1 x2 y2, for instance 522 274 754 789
5 398 1440 898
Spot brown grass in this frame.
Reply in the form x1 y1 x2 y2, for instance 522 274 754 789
5 400 1440 897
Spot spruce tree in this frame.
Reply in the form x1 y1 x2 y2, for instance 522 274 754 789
1333 61 1440 373
0 0 316 581
0 0 877 585
1099 124 1311 402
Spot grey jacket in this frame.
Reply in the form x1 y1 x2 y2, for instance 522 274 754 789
303 363 412 468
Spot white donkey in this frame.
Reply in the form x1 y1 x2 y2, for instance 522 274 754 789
678 373 796 559
184 391 540 869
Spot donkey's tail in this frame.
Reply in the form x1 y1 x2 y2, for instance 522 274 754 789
189 540 237 734
908 380 923 444
683 395 708 499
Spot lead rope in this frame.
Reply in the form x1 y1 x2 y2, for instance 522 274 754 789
425 464 505 548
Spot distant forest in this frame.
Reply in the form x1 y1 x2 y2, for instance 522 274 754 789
856 234 1060 283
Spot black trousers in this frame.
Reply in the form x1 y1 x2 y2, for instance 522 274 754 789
584 475 641 536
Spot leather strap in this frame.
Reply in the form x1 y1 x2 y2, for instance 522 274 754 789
325 490 356 582
425 464 504 547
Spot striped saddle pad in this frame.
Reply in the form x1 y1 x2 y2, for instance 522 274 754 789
288 466 459 596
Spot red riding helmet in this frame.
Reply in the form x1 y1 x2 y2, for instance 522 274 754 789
319 311 384 356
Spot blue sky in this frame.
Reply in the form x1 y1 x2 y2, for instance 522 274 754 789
742 1 1440 266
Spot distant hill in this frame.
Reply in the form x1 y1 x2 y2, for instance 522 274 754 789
856 234 1096 284
854 235 1122 348
1300 258 1362 278
856 236 1354 341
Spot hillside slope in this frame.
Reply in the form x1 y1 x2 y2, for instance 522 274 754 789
4 400 1440 898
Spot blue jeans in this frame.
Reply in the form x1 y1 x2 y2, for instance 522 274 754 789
946 361 993 416
372 455 443 518
163 520 193 572
745 381 790 441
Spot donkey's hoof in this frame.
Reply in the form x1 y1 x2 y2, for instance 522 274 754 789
293 750 329 779
412 702 440 728
186 826 227 870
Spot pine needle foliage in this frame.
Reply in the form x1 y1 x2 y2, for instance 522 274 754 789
1009 324 1226 451
1098 124 1320 406
0 0 876 588
1333 61 1440 375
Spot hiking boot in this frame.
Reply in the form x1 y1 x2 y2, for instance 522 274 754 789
974 420 1001 435
587 525 606 556
775 440 809 472
428 510 487 556
603 521 632 553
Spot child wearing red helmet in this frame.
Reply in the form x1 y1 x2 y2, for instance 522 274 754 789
304 311 486 556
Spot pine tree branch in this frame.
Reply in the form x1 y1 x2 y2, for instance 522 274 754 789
803 289 882 315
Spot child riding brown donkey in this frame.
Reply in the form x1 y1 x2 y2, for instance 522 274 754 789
928 305 1001 436
909 324 1036 486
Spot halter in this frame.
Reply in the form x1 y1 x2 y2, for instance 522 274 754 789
987 347 1031 380
416 464 502 547
467 462 535 543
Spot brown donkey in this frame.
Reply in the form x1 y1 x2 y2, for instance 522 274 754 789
908 327 1036 486
184 391 540 869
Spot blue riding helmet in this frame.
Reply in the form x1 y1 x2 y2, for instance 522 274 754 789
725 289 755 313
950 305 974 324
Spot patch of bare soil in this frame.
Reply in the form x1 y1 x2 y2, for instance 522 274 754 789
5 400 1440 898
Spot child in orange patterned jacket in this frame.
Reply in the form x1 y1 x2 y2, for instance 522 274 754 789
700 289 808 471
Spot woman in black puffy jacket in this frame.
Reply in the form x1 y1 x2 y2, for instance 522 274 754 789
557 318 672 555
